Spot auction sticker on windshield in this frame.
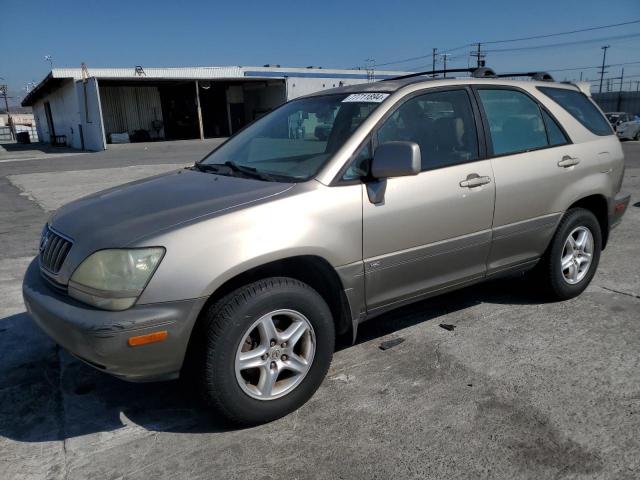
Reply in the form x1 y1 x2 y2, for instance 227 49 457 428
342 93 389 103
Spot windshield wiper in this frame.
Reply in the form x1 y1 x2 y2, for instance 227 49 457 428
222 161 279 182
193 161 289 182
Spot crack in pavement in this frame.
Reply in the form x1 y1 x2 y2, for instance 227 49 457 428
598 285 640 300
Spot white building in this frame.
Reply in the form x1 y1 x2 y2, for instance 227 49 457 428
21 65 410 151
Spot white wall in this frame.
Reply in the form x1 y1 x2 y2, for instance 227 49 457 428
77 78 106 151
32 79 82 149
285 77 368 100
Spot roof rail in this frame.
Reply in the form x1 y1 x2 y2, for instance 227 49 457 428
494 71 554 82
381 67 555 82
382 68 474 81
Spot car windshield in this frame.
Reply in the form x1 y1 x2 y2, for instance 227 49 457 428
199 93 386 181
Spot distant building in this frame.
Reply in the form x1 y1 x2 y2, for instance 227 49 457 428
0 107 34 127
21 65 410 151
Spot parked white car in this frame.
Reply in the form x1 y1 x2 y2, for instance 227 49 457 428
606 112 640 140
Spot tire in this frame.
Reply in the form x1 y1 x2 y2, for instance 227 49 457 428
196 277 334 426
536 208 602 300
634 130 640 141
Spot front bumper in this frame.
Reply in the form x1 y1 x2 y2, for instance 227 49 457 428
22 257 207 382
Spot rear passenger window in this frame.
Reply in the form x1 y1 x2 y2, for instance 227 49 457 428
477 89 548 155
376 89 479 171
538 87 613 136
542 110 569 146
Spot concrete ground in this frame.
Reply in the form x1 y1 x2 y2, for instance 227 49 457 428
0 139 638 479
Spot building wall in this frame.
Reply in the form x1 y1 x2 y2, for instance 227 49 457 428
0 113 35 127
285 77 368 100
77 78 107 151
32 79 82 149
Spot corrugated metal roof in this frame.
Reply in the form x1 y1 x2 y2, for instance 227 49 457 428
22 65 413 106
51 66 245 80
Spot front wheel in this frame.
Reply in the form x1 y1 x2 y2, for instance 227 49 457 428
537 208 602 300
196 277 335 425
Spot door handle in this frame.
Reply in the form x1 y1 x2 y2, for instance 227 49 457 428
459 174 491 188
558 155 580 168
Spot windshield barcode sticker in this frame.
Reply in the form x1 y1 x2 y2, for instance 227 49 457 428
342 93 389 103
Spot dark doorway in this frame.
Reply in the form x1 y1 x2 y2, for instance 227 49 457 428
158 83 199 140
44 101 55 142
229 103 245 135
199 83 230 138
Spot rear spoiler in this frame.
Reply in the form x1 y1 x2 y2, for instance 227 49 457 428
566 81 592 97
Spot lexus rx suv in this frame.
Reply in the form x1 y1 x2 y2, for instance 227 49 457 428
23 70 630 425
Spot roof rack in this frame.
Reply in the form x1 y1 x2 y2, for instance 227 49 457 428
382 67 554 82
494 71 554 82
383 67 496 82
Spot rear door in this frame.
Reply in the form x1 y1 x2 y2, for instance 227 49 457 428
473 87 578 273
359 87 495 312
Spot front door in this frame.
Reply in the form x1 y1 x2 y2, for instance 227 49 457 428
361 88 495 312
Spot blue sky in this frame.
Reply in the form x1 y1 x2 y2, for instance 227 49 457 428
1 0 639 105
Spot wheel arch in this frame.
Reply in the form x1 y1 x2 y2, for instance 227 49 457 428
566 194 609 249
188 255 354 350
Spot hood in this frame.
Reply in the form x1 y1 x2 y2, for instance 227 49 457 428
51 168 293 249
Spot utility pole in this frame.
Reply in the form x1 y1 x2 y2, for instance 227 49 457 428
0 84 15 141
470 43 485 68
617 68 625 111
432 48 437 77
579 71 583 81
44 55 53 70
442 54 451 77
364 58 375 82
598 45 609 94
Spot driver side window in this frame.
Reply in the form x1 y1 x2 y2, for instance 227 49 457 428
376 89 479 171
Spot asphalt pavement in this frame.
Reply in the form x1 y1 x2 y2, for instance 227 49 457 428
0 139 638 479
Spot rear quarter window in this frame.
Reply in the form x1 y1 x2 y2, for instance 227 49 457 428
537 87 613 136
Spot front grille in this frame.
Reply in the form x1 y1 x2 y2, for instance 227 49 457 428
39 227 72 273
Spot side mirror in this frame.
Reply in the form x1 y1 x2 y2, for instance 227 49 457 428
371 141 421 179
366 142 421 205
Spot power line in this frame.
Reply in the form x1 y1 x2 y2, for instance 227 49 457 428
371 19 640 68
484 32 640 53
480 19 640 44
546 60 640 73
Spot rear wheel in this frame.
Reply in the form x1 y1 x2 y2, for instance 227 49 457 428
196 277 334 425
536 208 602 300
634 130 640 141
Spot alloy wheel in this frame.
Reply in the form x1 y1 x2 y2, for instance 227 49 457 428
560 226 594 285
234 309 316 400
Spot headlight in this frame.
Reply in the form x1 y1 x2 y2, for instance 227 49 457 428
68 248 165 311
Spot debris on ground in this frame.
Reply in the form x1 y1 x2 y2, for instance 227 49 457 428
439 324 456 331
379 337 405 350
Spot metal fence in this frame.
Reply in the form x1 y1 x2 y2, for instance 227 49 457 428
0 126 39 143
592 92 640 115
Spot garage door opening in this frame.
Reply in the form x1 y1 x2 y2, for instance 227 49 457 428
99 79 285 144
